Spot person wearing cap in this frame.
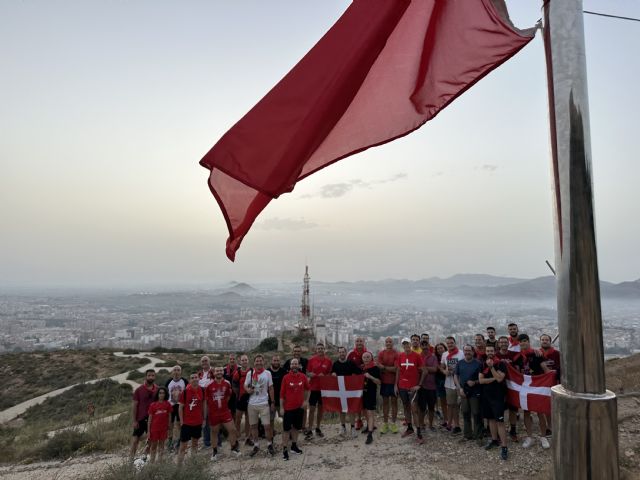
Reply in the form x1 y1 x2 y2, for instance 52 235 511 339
395 338 422 438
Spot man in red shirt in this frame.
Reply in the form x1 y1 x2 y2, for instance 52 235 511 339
305 342 333 439
539 333 560 437
395 338 422 438
474 334 487 362
178 373 204 465
496 335 519 441
129 369 157 461
347 337 368 430
377 336 399 434
280 358 310 461
205 366 241 461
232 354 251 444
507 323 520 352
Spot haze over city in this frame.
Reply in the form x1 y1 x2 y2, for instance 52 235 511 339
1 1 639 289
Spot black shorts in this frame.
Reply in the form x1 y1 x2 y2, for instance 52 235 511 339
283 408 304 432
417 388 437 412
170 404 180 423
132 417 148 437
363 393 377 411
309 390 322 407
236 393 250 412
483 397 506 421
180 424 202 442
398 388 415 406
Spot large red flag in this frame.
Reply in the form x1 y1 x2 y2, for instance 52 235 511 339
505 364 556 415
316 375 364 414
200 0 536 260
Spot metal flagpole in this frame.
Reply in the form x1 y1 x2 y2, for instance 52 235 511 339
542 1 619 478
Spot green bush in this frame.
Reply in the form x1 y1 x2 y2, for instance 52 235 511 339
254 336 278 353
38 430 91 460
122 348 140 355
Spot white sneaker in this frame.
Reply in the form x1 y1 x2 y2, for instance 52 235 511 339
211 453 218 461
340 425 347 437
522 436 534 449
540 436 550 449
351 427 358 439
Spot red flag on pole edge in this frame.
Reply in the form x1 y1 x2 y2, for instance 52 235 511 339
316 375 364 414
200 0 537 260
505 364 556 416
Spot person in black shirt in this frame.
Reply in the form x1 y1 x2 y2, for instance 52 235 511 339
268 354 285 415
361 352 381 444
283 345 309 374
479 345 508 461
331 346 362 437
485 326 498 350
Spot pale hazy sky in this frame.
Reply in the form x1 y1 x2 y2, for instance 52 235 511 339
1 1 639 288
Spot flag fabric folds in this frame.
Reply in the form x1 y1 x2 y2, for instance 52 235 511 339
200 0 536 260
317 375 364 414
505 364 556 415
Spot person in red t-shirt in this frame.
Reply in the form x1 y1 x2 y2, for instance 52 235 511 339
495 335 520 442
147 386 171 463
474 334 487 362
395 338 423 437
129 369 157 461
539 333 561 437
377 336 399 434
305 342 333 439
280 358 310 460
205 366 241 461
232 354 252 444
178 373 205 465
347 337 368 430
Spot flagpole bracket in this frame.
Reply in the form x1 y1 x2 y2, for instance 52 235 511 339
552 385 619 480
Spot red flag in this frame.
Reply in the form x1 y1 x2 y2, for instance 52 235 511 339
505 364 556 415
316 375 364 414
200 0 536 260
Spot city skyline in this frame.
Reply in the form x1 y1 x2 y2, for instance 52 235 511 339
1 1 639 287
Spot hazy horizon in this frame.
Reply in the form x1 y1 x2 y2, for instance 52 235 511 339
2 1 639 287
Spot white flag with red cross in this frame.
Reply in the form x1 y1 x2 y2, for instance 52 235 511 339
505 364 556 415
317 375 363 413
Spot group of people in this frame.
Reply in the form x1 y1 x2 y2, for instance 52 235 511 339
129 322 560 464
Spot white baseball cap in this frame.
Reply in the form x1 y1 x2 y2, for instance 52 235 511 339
401 337 411 344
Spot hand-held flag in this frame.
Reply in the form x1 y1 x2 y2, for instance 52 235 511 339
200 0 536 260
505 364 556 415
317 375 364 414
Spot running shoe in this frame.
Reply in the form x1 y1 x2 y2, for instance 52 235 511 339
366 433 373 445
340 425 347 437
267 444 275 456
484 439 499 450
351 427 358 439
540 436 550 449
211 450 218 462
380 423 389 434
231 446 241 457
452 427 462 435
315 428 324 438
304 430 313 440
522 436 534 449
245 438 254 447
283 449 289 461
500 446 508 461
389 423 399 434
545 428 552 437
291 444 303 455
401 427 415 438
249 446 260 457
440 422 448 429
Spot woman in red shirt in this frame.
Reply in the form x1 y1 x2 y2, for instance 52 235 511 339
147 387 171 463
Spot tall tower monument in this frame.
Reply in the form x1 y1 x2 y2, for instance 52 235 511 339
300 265 311 330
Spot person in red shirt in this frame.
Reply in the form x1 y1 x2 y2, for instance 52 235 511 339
280 358 310 460
347 337 368 430
205 366 241 461
377 336 399 434
496 335 520 441
539 333 561 436
178 373 204 465
474 334 487 362
395 338 422 437
129 369 157 461
507 323 520 352
232 354 252 444
305 343 333 439
147 386 171 463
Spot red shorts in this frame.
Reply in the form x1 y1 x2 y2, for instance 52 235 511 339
209 411 234 426
148 429 168 442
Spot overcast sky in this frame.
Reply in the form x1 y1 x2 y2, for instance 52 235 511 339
1 1 638 288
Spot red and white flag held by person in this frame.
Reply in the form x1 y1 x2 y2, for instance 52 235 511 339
199 0 537 260
317 375 364 414
505 364 556 415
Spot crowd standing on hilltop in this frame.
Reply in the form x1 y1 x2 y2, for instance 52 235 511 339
129 322 561 466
